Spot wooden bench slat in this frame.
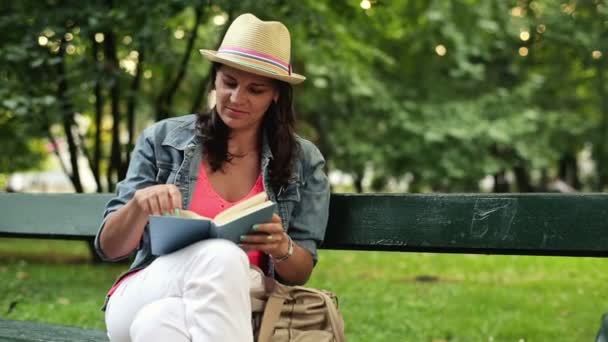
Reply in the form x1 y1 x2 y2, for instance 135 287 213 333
0 193 113 239
1 193 608 257
325 193 608 256
0 318 108 342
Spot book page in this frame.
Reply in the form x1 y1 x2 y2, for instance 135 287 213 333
213 202 276 242
175 209 212 220
214 200 274 225
214 192 268 223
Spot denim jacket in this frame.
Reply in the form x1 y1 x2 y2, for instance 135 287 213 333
94 114 330 277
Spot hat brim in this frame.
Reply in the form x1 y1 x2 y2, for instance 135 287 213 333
200 49 305 85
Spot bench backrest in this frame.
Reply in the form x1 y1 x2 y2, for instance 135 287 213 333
1 192 607 257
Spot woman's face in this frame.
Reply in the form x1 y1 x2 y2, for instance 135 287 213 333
214 65 278 133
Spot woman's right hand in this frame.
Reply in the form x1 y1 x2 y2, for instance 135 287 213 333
100 184 182 259
132 184 183 216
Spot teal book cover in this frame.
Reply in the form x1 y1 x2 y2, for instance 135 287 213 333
148 194 275 255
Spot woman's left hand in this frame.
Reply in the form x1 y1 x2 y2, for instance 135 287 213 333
240 214 289 258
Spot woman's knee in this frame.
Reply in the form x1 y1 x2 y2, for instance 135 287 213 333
106 312 131 342
186 239 249 271
130 297 190 342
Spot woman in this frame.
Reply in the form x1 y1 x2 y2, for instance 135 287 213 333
95 13 330 342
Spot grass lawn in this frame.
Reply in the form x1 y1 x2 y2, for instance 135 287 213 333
1 238 607 341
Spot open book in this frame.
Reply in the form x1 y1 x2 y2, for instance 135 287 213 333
148 192 276 255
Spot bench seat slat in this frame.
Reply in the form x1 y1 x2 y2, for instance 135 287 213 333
0 318 108 342
324 193 608 256
0 193 113 238
1 193 607 257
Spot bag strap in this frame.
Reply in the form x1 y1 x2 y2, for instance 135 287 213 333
257 294 287 342
322 291 345 342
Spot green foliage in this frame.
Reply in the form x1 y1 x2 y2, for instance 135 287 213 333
1 0 607 191
0 89 48 173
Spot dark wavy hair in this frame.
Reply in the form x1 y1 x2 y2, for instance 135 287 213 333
196 63 299 191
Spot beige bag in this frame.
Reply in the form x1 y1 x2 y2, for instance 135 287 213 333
250 268 346 342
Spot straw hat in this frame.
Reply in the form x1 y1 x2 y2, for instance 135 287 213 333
200 13 305 85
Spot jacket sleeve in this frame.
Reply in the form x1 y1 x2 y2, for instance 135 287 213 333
94 127 159 261
287 143 330 265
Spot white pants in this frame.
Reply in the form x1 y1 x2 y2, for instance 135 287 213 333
105 239 264 342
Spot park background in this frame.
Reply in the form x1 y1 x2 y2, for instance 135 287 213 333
1 0 608 340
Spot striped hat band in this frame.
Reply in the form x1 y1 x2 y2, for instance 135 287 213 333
217 47 292 76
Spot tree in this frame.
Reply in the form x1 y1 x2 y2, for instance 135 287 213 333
2 0 607 193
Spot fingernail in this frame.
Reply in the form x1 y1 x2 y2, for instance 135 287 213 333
174 208 180 216
252 224 260 231
240 235 247 241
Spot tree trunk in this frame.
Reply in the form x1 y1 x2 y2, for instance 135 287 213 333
493 170 509 193
558 152 581 190
126 48 144 167
102 16 124 189
596 61 608 191
154 71 170 121
309 114 332 177
92 36 104 192
45 126 70 178
57 36 84 193
513 165 534 192
156 6 204 120
76 130 99 192
353 171 364 193
538 168 549 192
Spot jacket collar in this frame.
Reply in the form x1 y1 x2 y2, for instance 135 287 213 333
161 114 274 159
161 115 198 151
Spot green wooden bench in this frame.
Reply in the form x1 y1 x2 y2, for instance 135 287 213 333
1 192 607 341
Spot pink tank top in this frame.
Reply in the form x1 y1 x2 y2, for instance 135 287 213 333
189 163 266 267
107 163 266 297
